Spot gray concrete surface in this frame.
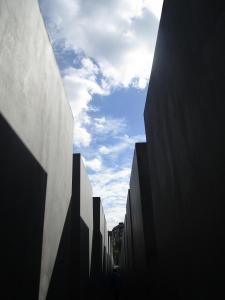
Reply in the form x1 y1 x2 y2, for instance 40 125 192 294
80 156 93 275
1 114 48 300
129 143 155 272
72 154 93 298
0 1 73 299
91 197 103 277
144 0 225 298
91 197 112 278
125 191 134 273
100 198 105 270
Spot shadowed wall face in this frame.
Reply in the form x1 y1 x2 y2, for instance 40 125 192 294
71 154 93 298
130 146 147 271
144 0 225 298
79 156 93 276
125 191 134 273
46 204 72 300
91 197 103 279
0 1 73 299
47 155 93 299
0 114 47 300
129 143 156 273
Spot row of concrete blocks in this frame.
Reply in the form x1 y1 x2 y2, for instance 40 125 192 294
119 142 155 297
0 1 112 299
120 0 225 299
47 154 113 300
46 154 113 300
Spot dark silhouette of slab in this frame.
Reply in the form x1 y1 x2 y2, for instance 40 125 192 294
144 1 225 298
0 114 47 300
91 197 103 282
126 190 134 273
129 143 156 272
128 143 157 296
46 207 90 300
46 203 72 300
71 154 93 299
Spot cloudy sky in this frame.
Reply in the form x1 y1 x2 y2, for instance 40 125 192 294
39 0 163 229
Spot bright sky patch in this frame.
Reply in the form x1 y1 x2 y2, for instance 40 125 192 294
39 0 163 229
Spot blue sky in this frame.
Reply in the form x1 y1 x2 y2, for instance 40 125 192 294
39 0 163 229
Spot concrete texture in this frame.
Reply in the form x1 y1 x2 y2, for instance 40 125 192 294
1 114 47 300
46 203 72 300
119 144 156 297
125 191 134 273
129 143 156 272
124 215 129 271
119 224 126 271
107 231 113 272
72 154 93 298
0 1 73 299
144 0 225 298
103 215 108 274
91 197 113 287
47 160 112 299
91 197 104 279
99 198 105 271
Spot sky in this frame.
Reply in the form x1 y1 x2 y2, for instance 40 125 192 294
39 0 163 229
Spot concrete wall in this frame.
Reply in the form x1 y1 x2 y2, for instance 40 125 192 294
72 154 93 298
119 224 126 271
129 144 147 271
144 0 225 298
107 231 113 272
80 156 93 275
125 190 134 273
119 144 156 296
103 215 108 274
129 143 156 273
47 161 113 299
91 197 113 280
46 203 72 300
1 115 48 300
99 197 105 271
0 1 73 299
119 216 126 272
91 197 104 279
124 215 129 272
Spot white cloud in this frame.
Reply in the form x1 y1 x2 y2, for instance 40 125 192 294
62 58 109 147
40 0 162 90
99 134 146 155
90 166 131 229
93 116 127 135
73 123 91 147
143 0 164 19
63 58 108 118
99 144 129 155
83 157 102 172
39 0 162 228
40 0 162 147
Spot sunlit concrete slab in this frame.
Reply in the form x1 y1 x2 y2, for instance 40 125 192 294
0 1 73 299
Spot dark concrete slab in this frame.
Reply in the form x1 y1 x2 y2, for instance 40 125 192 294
128 143 158 297
129 143 156 272
144 0 225 298
46 203 72 300
91 197 104 281
71 154 93 299
125 191 134 273
0 114 47 300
